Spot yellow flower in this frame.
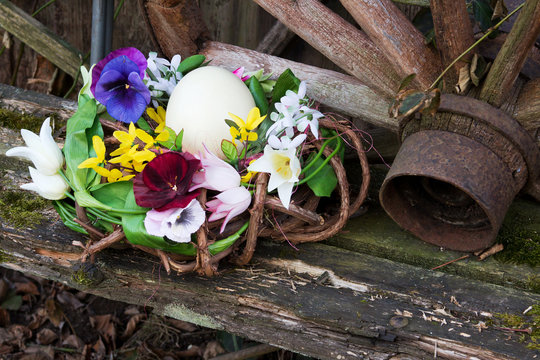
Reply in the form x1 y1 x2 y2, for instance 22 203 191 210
93 166 135 183
109 145 156 172
78 136 106 169
229 107 266 142
110 122 167 161
146 106 167 133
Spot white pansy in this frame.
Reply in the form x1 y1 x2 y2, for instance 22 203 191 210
144 199 205 243
21 167 69 200
247 145 301 209
6 118 64 176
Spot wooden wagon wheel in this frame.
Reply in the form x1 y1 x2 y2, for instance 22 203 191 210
136 1 539 253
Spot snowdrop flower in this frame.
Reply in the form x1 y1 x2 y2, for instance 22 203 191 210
21 167 69 200
190 145 241 192
247 145 301 209
280 81 307 109
266 104 296 139
207 186 252 233
267 134 307 150
145 53 183 106
144 199 205 243
296 106 323 139
6 118 64 176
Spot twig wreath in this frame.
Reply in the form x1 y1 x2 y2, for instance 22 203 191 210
7 48 370 276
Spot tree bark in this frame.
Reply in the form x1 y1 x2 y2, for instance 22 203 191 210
339 0 441 89
252 0 401 98
480 0 540 106
429 0 475 88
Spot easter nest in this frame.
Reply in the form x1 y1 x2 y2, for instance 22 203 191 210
75 118 370 276
8 47 371 277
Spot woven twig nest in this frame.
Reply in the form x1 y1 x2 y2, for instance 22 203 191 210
76 119 370 276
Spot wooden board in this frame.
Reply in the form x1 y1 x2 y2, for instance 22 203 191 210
1 88 539 359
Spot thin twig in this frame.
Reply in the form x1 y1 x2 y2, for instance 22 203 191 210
429 3 526 90
431 255 470 270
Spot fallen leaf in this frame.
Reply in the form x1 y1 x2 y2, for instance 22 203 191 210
90 314 117 344
92 337 107 359
15 281 40 296
0 279 8 300
167 318 198 332
1 291 22 311
45 298 64 327
455 64 471 94
122 313 145 339
0 308 10 327
62 334 84 349
492 0 508 20
37 328 58 345
56 291 84 310
203 340 226 359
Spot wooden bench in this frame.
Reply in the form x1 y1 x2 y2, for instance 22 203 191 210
1 84 539 359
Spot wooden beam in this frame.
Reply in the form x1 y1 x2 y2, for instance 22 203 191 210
429 0 475 88
252 0 401 98
255 20 295 56
201 41 396 130
480 0 540 106
0 159 538 360
339 0 441 89
0 0 83 80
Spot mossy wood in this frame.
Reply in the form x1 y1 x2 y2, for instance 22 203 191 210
1 92 540 359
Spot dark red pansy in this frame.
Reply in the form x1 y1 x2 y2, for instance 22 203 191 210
133 152 201 211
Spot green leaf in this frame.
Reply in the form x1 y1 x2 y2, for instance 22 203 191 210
74 190 112 211
304 131 343 197
271 69 300 105
398 91 426 116
91 181 133 210
473 0 494 32
175 129 184 150
157 126 182 150
1 291 22 311
63 98 98 192
398 74 417 91
178 54 206 75
224 119 239 130
121 189 197 256
221 140 238 162
246 77 269 115
136 117 153 132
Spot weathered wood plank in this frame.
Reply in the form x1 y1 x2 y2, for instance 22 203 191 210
0 0 83 80
1 130 539 359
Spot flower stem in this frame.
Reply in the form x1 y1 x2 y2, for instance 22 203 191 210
428 2 525 91
300 136 338 175
297 137 342 185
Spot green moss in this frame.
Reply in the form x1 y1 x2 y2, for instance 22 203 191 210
0 249 14 263
0 189 48 228
70 262 104 287
491 303 540 350
0 108 64 133
495 207 540 267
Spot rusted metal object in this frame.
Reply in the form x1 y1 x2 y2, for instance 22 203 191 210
380 94 540 252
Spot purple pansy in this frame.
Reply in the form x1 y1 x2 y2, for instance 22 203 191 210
133 152 201 212
91 47 151 123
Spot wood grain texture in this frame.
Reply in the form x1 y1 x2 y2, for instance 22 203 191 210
515 78 540 143
429 0 475 88
339 0 441 89
252 0 401 98
0 177 538 360
0 0 82 79
200 41 396 130
480 0 540 106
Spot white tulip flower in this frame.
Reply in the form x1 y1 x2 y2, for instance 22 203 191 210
21 167 69 200
247 145 301 209
6 118 64 176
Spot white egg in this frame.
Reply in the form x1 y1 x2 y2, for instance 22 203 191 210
165 66 256 157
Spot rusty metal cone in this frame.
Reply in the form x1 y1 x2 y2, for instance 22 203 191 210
379 130 518 252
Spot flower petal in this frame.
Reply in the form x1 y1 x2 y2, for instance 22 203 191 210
277 180 295 209
106 89 149 124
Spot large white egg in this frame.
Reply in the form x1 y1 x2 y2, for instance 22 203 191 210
165 66 256 157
